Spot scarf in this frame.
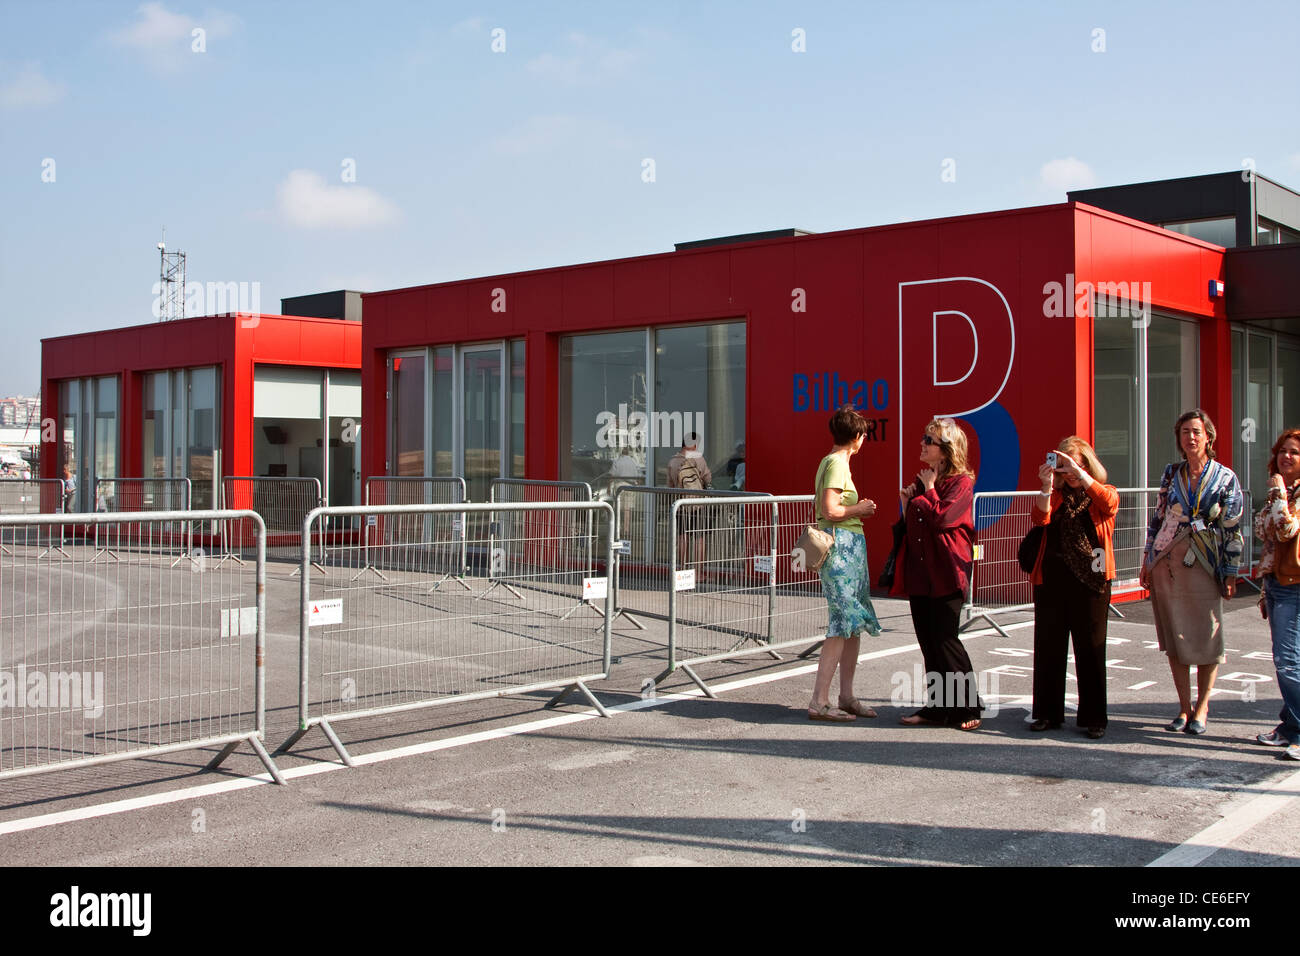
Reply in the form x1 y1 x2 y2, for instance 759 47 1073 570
1053 485 1106 593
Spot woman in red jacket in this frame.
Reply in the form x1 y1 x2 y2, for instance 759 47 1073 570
893 417 982 730
1027 437 1118 739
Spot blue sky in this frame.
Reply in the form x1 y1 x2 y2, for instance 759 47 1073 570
1 0 1297 395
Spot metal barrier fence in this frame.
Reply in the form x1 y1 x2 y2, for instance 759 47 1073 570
358 477 469 588
1111 487 1161 597
966 488 1161 637
665 495 825 695
277 500 615 765
609 485 766 632
0 509 283 784
94 477 191 513
92 478 194 565
485 479 595 612
0 479 65 557
220 476 323 569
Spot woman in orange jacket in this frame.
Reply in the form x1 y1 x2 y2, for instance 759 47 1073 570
1027 437 1118 739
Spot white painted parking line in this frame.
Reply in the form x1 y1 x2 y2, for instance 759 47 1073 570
1127 681 1157 690
1147 766 1300 867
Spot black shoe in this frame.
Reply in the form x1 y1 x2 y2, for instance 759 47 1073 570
1029 719 1062 732
1165 716 1188 732
1086 726 1105 739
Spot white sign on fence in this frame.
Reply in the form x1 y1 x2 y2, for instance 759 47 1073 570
366 515 377 527
753 554 774 575
674 569 696 591
308 598 344 627
582 577 608 601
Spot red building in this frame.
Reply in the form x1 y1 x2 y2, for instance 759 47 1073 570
360 199 1243 564
41 311 362 511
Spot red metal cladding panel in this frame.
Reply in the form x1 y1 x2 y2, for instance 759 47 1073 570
613 257 671 323
561 264 615 328
515 272 564 328
730 242 795 471
668 250 731 316
427 284 470 343
464 279 514 340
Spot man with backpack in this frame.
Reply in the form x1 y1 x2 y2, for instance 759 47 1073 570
667 433 713 574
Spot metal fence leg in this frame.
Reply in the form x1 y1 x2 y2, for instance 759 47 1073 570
546 680 611 717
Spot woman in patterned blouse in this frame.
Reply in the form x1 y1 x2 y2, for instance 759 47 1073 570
1140 409 1244 736
1253 429 1300 760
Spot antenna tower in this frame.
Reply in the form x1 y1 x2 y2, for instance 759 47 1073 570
158 229 186 322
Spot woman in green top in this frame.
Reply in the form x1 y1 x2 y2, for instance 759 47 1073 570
808 406 882 721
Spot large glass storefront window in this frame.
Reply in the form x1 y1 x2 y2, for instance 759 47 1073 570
559 331 645 489
1232 330 1300 564
559 322 746 494
651 324 746 487
391 353 425 477
57 375 119 512
141 366 223 509
1093 304 1197 489
251 365 358 506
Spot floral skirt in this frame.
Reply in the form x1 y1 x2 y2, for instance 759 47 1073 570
819 528 882 638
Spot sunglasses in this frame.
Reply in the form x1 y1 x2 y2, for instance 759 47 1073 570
921 435 945 446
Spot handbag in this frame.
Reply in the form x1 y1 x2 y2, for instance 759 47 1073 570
1017 524 1045 574
794 524 834 572
877 517 905 588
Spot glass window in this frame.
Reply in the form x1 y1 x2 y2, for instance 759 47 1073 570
94 377 118 508
390 353 425 476
462 348 502 504
59 379 80 511
253 365 322 496
142 372 168 478
187 367 218 508
1257 217 1300 246
1092 309 1138 489
1145 316 1199 485
431 347 453 476
1159 217 1237 247
560 331 646 487
327 370 361 507
652 323 746 486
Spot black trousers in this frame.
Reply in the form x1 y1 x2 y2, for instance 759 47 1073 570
908 591 983 723
1032 558 1111 728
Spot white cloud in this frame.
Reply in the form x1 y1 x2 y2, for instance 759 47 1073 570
0 64 65 109
1039 157 1097 193
107 2 239 71
1288 152 1300 171
275 170 401 229
525 31 643 84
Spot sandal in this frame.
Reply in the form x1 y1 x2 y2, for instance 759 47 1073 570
808 703 855 722
838 698 878 718
957 718 982 732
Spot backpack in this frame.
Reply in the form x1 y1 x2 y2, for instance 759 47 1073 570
678 455 706 491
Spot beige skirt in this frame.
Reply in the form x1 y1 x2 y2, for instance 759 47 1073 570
1149 536 1225 666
